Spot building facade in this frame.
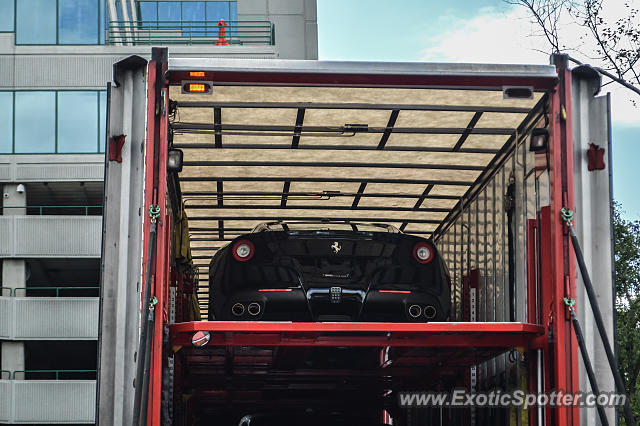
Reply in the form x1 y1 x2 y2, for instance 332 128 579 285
0 1 317 423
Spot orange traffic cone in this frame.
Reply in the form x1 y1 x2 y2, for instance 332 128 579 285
216 19 229 46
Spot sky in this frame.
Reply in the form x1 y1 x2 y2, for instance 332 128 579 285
316 0 640 220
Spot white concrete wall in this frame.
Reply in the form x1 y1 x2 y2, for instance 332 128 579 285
0 216 102 258
0 40 279 90
0 296 99 340
0 155 104 183
571 68 616 426
0 380 96 424
238 0 317 59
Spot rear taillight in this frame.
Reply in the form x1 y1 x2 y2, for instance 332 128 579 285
413 242 434 264
232 240 254 262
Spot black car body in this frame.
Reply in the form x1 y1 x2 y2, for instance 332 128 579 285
208 221 451 322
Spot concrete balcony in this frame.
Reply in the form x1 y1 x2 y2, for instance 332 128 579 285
0 215 101 258
0 379 95 423
106 20 275 46
0 154 104 183
0 296 99 340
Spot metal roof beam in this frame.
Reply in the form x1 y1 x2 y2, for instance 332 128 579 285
174 101 532 114
189 227 252 232
280 181 291 207
183 204 451 213
351 182 367 209
179 176 474 185
172 143 500 154
432 95 548 240
167 57 558 88
182 160 486 171
399 184 436 232
172 123 516 135
377 110 399 150
291 108 305 149
187 216 443 224
181 191 462 200
453 112 483 151
216 181 223 239
190 231 437 244
213 107 222 148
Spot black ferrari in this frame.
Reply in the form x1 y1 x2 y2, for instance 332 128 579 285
207 221 451 322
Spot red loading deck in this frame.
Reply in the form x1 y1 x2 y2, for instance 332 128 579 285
171 321 544 348
170 321 545 419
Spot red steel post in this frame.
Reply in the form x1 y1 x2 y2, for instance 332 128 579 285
142 51 170 426
546 55 580 426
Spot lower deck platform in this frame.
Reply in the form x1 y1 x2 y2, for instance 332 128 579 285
170 321 544 349
170 321 543 423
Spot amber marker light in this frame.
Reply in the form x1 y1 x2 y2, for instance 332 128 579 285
181 81 213 94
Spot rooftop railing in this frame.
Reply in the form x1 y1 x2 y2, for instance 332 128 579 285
0 205 103 215
0 286 100 297
106 20 275 45
8 370 97 380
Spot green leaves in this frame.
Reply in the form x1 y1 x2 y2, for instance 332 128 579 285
614 202 640 424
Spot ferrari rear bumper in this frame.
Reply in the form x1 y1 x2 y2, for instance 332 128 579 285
216 287 448 322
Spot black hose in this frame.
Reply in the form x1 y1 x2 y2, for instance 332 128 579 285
567 224 637 426
132 221 158 426
569 307 610 426
506 176 516 322
134 48 166 426
548 326 557 426
140 309 155 426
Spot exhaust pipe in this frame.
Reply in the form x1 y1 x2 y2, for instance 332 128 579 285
424 305 437 320
247 302 261 316
408 305 422 318
231 303 245 316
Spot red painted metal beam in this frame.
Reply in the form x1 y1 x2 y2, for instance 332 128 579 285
527 218 541 426
170 321 544 348
141 59 157 426
546 57 580 426
172 320 543 333
169 71 557 91
143 54 171 426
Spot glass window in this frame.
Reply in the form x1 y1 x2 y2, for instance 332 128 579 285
14 92 56 153
0 92 12 153
229 1 236 20
206 1 229 22
116 1 123 20
182 1 205 36
0 0 14 31
182 1 205 21
158 1 181 28
99 91 107 153
99 0 106 44
139 2 157 22
59 0 99 44
229 1 237 36
58 92 98 153
16 0 57 44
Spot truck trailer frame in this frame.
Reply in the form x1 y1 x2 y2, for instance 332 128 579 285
97 48 617 426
